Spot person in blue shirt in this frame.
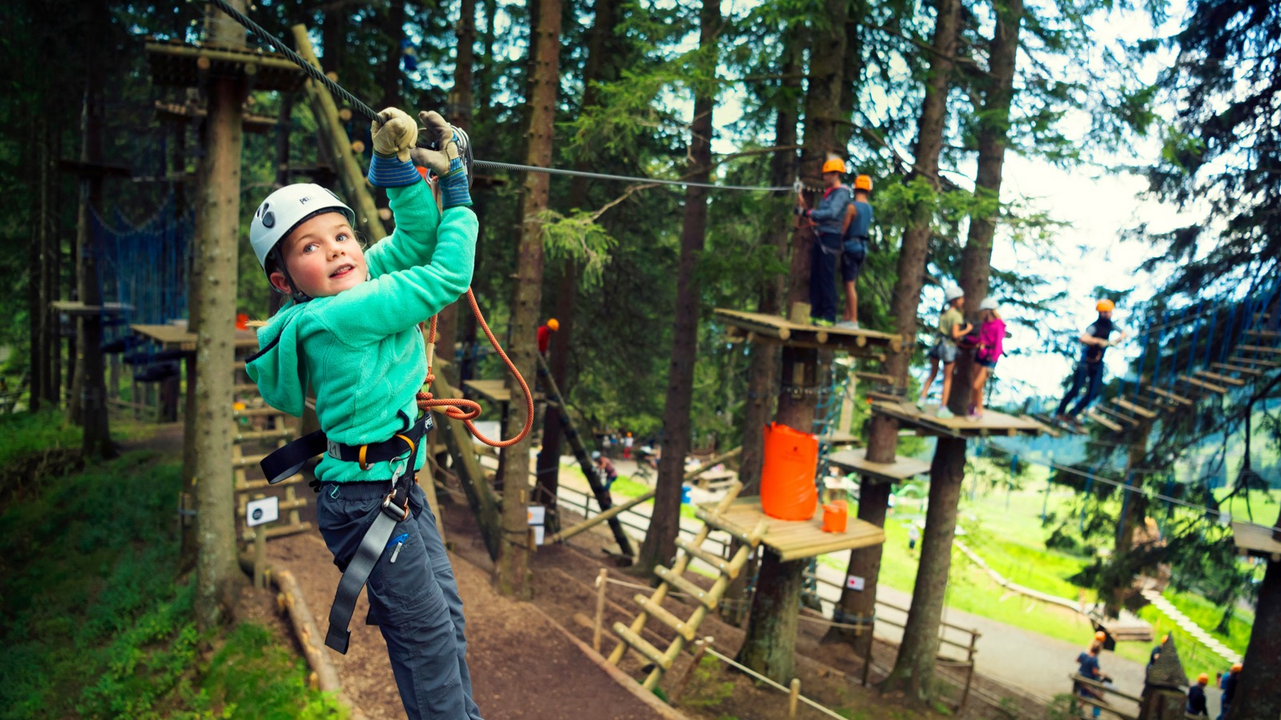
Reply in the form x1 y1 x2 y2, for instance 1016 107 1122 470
1187 673 1209 716
836 174 874 329
1074 644 1107 718
797 157 852 325
1056 299 1127 423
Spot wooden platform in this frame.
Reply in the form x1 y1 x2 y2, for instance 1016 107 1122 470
51 300 133 316
699 497 884 561
1233 521 1281 561
154 100 279 133
822 429 860 447
131 323 260 352
146 39 305 92
1092 613 1154 643
463 379 543 404
714 309 902 358
827 447 929 484
870 401 1047 438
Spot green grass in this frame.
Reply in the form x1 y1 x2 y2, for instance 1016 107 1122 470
0 409 79 468
0 415 343 720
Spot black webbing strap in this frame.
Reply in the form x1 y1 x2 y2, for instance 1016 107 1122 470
325 495 409 654
260 414 434 484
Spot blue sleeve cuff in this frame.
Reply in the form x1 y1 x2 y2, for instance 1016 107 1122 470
368 154 423 188
439 156 472 209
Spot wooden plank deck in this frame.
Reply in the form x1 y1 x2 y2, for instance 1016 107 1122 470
701 497 884 562
1232 521 1281 562
714 308 903 357
827 447 930 484
131 323 259 351
870 401 1046 439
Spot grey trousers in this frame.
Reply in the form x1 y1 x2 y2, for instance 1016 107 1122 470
318 480 483 720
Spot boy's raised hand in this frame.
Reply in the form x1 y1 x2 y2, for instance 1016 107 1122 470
372 108 418 162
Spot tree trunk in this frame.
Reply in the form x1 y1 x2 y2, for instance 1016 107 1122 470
434 0 478 385
495 0 561 599
879 0 963 696
634 0 719 577
29 117 48 414
533 0 621 518
1228 508 1281 720
737 547 805 681
1106 430 1149 617
379 0 406 109
835 5 865 150
194 2 248 631
321 5 346 76
889 437 966 700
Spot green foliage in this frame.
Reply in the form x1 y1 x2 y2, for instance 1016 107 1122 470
678 655 736 709
536 208 619 290
0 441 339 720
0 409 80 470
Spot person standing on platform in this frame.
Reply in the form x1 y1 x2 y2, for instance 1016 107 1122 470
1055 300 1127 423
836 174 874 329
918 286 972 418
796 158 851 325
536 317 559 356
970 298 1005 420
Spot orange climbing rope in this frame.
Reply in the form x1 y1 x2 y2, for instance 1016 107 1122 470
416 288 534 448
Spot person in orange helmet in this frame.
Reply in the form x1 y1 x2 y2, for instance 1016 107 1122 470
1055 299 1128 423
1187 672 1209 716
836 174 874 330
796 157 852 325
537 317 559 355
1218 663 1241 719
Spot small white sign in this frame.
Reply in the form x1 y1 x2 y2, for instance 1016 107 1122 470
246 496 279 528
846 575 865 591
533 525 546 546
527 505 546 526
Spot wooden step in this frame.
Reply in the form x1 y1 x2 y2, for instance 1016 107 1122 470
234 383 260 393
1212 362 1264 376
1113 398 1157 419
865 390 906 403
1230 355 1280 367
1097 405 1140 426
693 506 756 545
654 566 717 609
232 453 270 469
233 406 290 419
675 537 731 575
854 371 894 384
240 520 311 543
632 594 696 642
611 623 672 670
1246 329 1280 339
235 473 303 492
1087 410 1123 432
1194 369 1245 387
1179 374 1227 393
1237 345 1281 355
235 427 296 443
1149 386 1194 406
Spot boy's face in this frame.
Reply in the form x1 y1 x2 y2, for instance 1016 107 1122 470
270 212 367 298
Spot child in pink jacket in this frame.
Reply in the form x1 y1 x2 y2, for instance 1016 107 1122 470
971 297 1005 420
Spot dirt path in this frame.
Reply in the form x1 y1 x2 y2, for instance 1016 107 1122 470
266 532 677 720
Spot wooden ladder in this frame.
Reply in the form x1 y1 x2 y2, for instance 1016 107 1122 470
606 481 768 691
233 400 311 543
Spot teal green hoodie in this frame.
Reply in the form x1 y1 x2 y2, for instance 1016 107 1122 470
246 180 477 483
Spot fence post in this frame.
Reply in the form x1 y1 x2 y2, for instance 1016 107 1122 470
593 568 608 652
787 678 800 719
959 631 979 709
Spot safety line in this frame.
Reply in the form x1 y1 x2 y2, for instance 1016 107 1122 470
207 0 794 194
702 647 848 720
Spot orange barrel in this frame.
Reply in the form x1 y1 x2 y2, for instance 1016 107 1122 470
821 502 847 533
760 422 819 520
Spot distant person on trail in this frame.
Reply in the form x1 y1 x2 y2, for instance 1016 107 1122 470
1074 643 1108 718
623 432 633 460
969 298 1005 421
592 450 618 493
1187 673 1209 716
797 157 851 325
245 108 485 720
1148 634 1168 667
836 174 874 329
537 317 559 355
1217 663 1240 719
1055 299 1128 423
918 286 972 418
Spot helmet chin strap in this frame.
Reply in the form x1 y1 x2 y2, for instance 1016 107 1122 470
270 250 312 304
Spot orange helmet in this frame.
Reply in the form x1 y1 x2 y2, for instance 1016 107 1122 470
1197 673 1209 685
1094 631 1106 641
1096 299 1115 312
853 175 873 192
1231 663 1243 673
821 158 846 175
547 318 560 331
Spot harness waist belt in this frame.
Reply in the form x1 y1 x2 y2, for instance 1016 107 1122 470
259 414 435 484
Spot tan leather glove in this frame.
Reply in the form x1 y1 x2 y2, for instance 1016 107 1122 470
409 110 461 176
371 107 417 162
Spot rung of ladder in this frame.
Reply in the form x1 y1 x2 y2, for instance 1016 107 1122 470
675 538 731 575
1194 369 1244 386
692 506 757 546
233 453 269 469
235 474 302 492
1246 329 1279 339
1237 345 1281 355
1212 362 1264 376
854 371 894 384
236 428 296 443
234 406 290 418
234 383 260 393
1112 398 1156 419
1087 410 1123 432
611 623 672 670
234 360 247 370
240 521 311 543
1097 405 1140 426
1179 375 1227 393
1230 355 1280 367
633 594 696 642
1148 386 1193 405
654 566 716 609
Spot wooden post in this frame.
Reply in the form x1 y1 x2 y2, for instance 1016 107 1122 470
289 25 385 242
959 632 979 709
428 369 501 560
252 493 267 589
593 568 608 652
787 678 800 718
671 639 708 704
861 628 874 686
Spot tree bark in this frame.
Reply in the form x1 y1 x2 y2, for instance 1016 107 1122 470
194 2 248 631
737 547 805 681
29 115 48 414
379 0 406 109
1228 508 1281 720
879 0 963 697
533 0 621 518
495 0 561 599
635 0 719 577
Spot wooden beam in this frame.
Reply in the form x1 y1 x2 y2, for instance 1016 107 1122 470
1096 404 1140 426
1245 329 1280 340
1194 369 1245 387
1112 397 1157 419
1230 355 1280 367
1237 345 1281 355
1179 374 1227 394
1212 362 1265 376
1149 386 1193 406
1086 410 1123 432
854 371 894 384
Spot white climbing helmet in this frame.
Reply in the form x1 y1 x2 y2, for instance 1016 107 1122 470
979 297 999 311
249 183 356 279
944 286 964 303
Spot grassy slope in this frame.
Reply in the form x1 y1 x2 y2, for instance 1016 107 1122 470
0 412 343 720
